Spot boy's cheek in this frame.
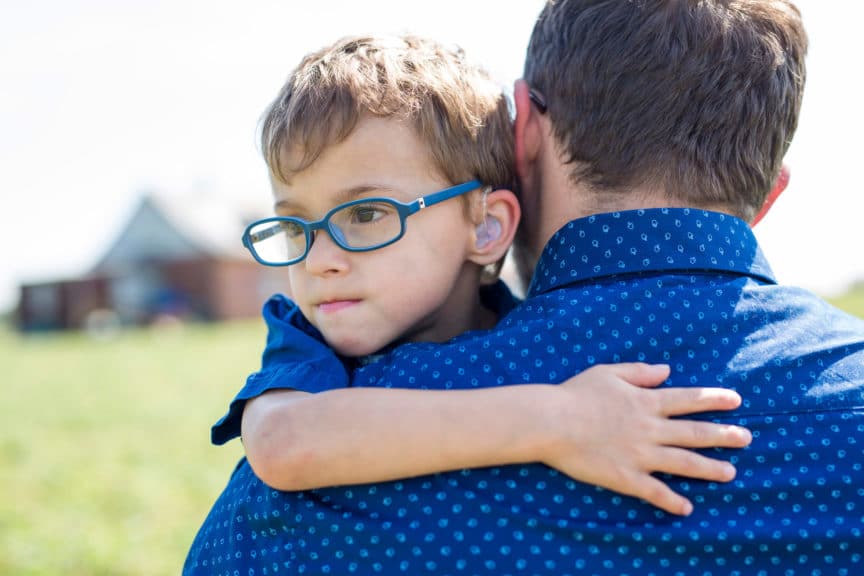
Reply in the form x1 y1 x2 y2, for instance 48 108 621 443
283 270 295 299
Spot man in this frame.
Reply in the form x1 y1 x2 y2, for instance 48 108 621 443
191 2 864 574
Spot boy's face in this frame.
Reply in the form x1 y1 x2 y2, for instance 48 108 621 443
271 117 480 357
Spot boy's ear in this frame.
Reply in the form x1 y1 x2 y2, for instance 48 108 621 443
467 188 521 266
751 164 790 226
513 79 542 186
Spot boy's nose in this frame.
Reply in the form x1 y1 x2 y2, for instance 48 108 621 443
304 229 350 276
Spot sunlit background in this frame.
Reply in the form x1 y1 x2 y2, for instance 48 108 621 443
1 1 862 574
1 0 863 315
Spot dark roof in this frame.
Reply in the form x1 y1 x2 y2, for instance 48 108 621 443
91 190 267 274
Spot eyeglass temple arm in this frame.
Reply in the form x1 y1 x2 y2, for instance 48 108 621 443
407 180 482 214
246 223 284 244
247 180 482 242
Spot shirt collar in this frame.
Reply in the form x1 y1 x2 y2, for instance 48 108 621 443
527 208 776 297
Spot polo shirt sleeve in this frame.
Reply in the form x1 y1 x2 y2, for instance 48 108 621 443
210 294 350 445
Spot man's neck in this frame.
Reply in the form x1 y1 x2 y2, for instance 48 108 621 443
550 174 737 232
518 126 738 283
524 176 736 284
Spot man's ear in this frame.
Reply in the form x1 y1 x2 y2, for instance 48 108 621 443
468 188 521 266
513 79 542 186
751 164 790 226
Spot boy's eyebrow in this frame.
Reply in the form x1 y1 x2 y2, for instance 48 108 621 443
273 183 404 212
333 184 402 204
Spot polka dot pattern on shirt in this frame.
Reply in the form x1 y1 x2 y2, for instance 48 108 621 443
186 209 864 575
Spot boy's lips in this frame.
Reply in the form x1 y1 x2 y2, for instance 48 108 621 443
316 299 361 313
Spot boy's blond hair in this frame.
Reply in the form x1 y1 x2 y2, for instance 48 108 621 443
260 34 515 202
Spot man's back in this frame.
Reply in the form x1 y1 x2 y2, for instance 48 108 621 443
186 209 863 575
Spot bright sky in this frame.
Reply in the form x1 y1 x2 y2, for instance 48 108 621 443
1 0 861 313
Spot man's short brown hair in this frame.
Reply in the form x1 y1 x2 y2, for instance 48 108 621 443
524 0 807 220
261 35 514 195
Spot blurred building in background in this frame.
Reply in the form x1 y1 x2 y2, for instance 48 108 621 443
16 192 287 332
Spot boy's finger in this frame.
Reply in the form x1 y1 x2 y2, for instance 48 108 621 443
628 474 693 516
657 387 742 416
659 420 752 449
599 362 671 388
650 447 738 483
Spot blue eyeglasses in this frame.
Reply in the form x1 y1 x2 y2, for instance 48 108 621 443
242 180 482 266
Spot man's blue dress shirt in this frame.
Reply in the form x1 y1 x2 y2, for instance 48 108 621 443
185 208 864 576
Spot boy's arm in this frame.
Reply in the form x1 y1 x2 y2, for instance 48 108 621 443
242 363 750 516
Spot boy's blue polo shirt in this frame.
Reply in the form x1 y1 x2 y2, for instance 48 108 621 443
209 280 518 447
186 208 864 576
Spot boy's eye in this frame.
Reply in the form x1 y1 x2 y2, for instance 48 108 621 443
346 202 391 224
281 221 305 238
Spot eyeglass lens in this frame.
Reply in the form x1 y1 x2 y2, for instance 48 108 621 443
248 220 306 264
248 200 404 264
328 201 402 249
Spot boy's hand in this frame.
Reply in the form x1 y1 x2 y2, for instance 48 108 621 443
540 363 751 516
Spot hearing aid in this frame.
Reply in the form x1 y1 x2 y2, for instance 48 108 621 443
475 215 502 248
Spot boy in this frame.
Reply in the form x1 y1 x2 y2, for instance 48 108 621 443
185 35 749 574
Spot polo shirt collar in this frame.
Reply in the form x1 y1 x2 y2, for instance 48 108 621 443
527 208 776 297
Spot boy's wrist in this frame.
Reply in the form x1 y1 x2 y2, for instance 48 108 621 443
508 384 565 465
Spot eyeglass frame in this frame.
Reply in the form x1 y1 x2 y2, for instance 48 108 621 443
528 88 548 114
241 179 483 267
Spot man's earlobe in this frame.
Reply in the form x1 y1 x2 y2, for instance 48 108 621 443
752 165 790 226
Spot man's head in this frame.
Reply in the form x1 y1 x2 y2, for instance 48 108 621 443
515 0 807 272
255 35 520 356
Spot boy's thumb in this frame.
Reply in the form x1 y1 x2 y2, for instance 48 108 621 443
608 362 671 388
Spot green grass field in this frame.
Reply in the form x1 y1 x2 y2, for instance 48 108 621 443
827 285 864 319
1 321 260 575
2 287 862 575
